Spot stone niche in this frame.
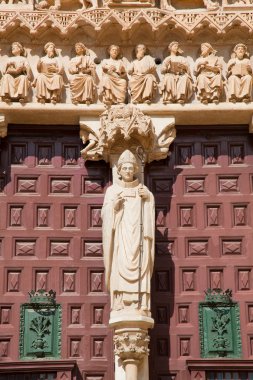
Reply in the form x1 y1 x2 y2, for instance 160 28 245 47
170 0 221 9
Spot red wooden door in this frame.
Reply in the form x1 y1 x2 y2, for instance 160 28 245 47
0 124 253 380
0 125 113 380
149 125 253 379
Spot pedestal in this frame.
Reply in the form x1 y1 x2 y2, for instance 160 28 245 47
109 313 154 380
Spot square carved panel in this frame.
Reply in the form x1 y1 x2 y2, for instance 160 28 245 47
177 145 192 165
222 240 242 255
50 178 71 193
152 178 173 194
0 306 11 324
233 206 247 226
179 207 193 227
204 145 218 165
156 241 174 256
182 270 196 291
37 144 53 165
185 178 205 193
90 272 104 293
11 144 26 165
17 177 38 193
84 179 104 194
15 240 36 256
219 177 239 192
50 241 70 257
230 144 244 164
188 240 208 256
84 242 103 257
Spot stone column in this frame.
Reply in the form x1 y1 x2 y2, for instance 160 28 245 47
110 315 154 380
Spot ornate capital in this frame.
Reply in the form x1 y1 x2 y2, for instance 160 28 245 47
114 329 150 364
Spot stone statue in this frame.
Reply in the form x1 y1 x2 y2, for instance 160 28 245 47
160 0 219 10
227 43 252 103
68 42 96 105
203 0 219 10
101 45 127 105
35 0 97 10
35 42 64 104
160 41 193 104
160 0 175 10
194 42 223 104
0 42 32 104
102 149 155 314
128 44 157 104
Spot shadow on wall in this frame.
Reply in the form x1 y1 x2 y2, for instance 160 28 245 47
147 146 183 380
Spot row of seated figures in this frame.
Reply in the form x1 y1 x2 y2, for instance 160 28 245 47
0 0 252 11
1 41 253 105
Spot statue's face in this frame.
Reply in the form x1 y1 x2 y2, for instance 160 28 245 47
136 45 146 59
235 46 245 60
46 44 55 56
109 46 119 59
75 44 85 56
12 44 21 56
119 163 135 182
201 44 209 57
170 43 178 54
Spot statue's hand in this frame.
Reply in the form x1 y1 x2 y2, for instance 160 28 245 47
138 186 149 200
113 195 124 211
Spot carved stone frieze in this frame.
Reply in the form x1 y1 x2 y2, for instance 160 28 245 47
1 8 253 36
79 105 175 163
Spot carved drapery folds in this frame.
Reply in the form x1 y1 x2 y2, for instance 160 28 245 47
101 45 127 106
35 42 63 104
128 44 157 105
194 43 224 105
227 43 252 103
160 41 193 104
1 41 253 106
68 42 96 105
0 42 32 104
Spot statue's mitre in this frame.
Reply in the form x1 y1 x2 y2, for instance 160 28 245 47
118 150 137 166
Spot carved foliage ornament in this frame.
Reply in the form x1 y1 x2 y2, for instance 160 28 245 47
80 105 176 163
199 288 242 358
19 289 62 359
113 330 150 363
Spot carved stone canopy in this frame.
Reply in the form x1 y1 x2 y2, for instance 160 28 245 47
80 104 176 165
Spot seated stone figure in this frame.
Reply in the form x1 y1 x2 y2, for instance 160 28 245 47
160 41 193 104
227 43 252 103
68 42 96 105
160 0 219 11
128 44 157 104
35 0 97 10
194 42 223 104
101 45 127 105
0 42 32 104
35 42 64 104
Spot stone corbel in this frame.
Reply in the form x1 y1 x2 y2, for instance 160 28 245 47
0 114 7 138
148 115 176 162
